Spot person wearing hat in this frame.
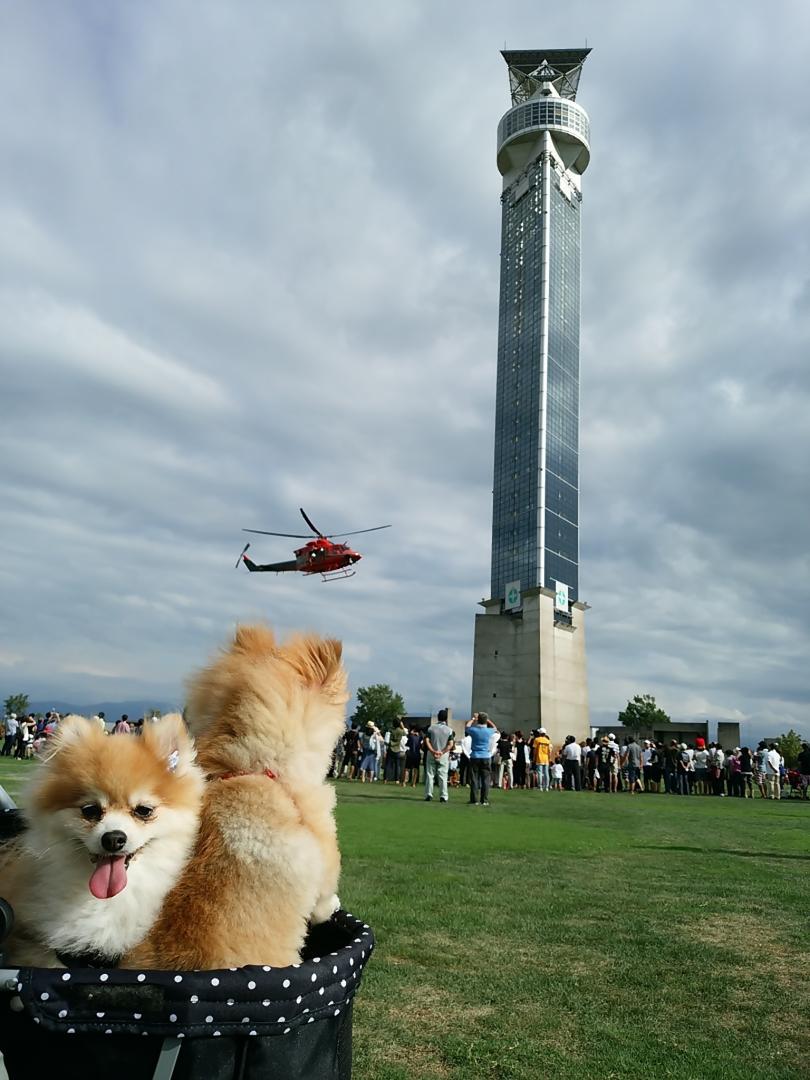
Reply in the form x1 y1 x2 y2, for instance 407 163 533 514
693 738 710 795
531 727 553 791
358 721 383 783
641 740 652 793
1 713 18 757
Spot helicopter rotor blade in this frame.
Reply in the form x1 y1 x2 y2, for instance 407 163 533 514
323 524 392 539
299 507 324 537
242 529 313 538
235 542 250 569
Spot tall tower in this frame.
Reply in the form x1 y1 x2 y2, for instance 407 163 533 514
471 49 591 743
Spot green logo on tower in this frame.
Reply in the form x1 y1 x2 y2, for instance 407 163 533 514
504 580 521 611
554 581 569 612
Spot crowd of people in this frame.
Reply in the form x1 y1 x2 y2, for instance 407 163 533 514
331 716 810 805
1 711 150 759
4 709 808 808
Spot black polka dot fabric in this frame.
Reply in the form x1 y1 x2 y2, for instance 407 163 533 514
5 910 373 1039
0 911 372 1079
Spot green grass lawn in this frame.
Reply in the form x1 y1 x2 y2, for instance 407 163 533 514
0 758 37 806
336 782 810 1080
2 759 807 1078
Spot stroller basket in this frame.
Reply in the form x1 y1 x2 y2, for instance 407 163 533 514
0 813 374 1079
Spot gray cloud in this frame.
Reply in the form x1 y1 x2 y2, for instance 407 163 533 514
1 0 808 743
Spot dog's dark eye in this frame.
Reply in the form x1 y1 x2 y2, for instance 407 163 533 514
132 805 154 820
80 803 103 822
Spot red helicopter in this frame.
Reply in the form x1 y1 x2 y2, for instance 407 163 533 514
236 508 391 581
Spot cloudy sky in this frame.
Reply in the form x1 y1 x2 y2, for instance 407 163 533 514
1 0 808 743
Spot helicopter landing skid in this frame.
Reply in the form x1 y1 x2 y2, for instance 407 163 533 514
320 568 356 582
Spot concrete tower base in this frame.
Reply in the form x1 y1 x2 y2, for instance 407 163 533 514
471 588 589 746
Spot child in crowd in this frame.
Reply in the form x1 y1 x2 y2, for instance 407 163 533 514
551 757 564 791
448 747 460 787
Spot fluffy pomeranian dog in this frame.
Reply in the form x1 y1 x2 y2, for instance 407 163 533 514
124 623 348 970
0 713 203 967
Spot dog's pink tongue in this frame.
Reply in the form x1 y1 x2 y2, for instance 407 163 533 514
89 856 127 900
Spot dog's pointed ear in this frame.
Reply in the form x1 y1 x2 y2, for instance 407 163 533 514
142 713 197 775
280 635 348 702
232 623 277 657
42 715 93 759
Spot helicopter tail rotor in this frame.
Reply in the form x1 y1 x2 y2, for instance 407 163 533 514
235 542 250 569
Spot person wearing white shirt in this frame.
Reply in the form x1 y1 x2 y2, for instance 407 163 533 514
606 734 621 792
1 714 18 757
765 744 782 800
460 733 472 787
693 745 710 795
561 736 582 791
755 742 770 799
708 743 726 796
551 759 564 789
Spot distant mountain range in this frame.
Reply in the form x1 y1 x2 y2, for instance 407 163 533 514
27 699 179 720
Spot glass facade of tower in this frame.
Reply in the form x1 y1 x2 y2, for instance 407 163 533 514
490 153 582 603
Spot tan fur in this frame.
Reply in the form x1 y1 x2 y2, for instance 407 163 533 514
124 623 348 969
0 715 203 966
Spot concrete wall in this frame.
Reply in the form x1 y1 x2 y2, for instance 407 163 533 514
471 587 589 745
717 722 742 749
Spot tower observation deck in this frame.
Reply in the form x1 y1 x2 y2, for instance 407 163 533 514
471 48 591 743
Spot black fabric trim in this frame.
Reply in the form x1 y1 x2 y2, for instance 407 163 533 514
1 910 374 1040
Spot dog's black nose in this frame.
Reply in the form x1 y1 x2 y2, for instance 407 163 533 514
101 830 127 853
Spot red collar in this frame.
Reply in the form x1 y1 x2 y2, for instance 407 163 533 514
212 768 278 782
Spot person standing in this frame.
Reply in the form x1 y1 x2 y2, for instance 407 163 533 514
496 732 514 790
580 739 593 791
458 730 471 788
466 712 497 805
675 743 691 796
739 746 755 798
708 743 726 796
1 714 18 757
755 741 769 798
424 708 454 803
551 757 564 790
113 714 131 735
624 737 643 794
642 740 655 792
403 726 423 787
797 742 810 800
693 740 710 795
340 724 361 779
385 718 408 785
561 736 582 791
14 716 29 759
765 744 782 800
358 722 381 783
596 737 615 793
512 731 528 789
728 749 743 797
532 727 552 791
607 733 621 793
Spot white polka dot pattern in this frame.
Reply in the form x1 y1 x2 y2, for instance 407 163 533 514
11 909 373 1041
